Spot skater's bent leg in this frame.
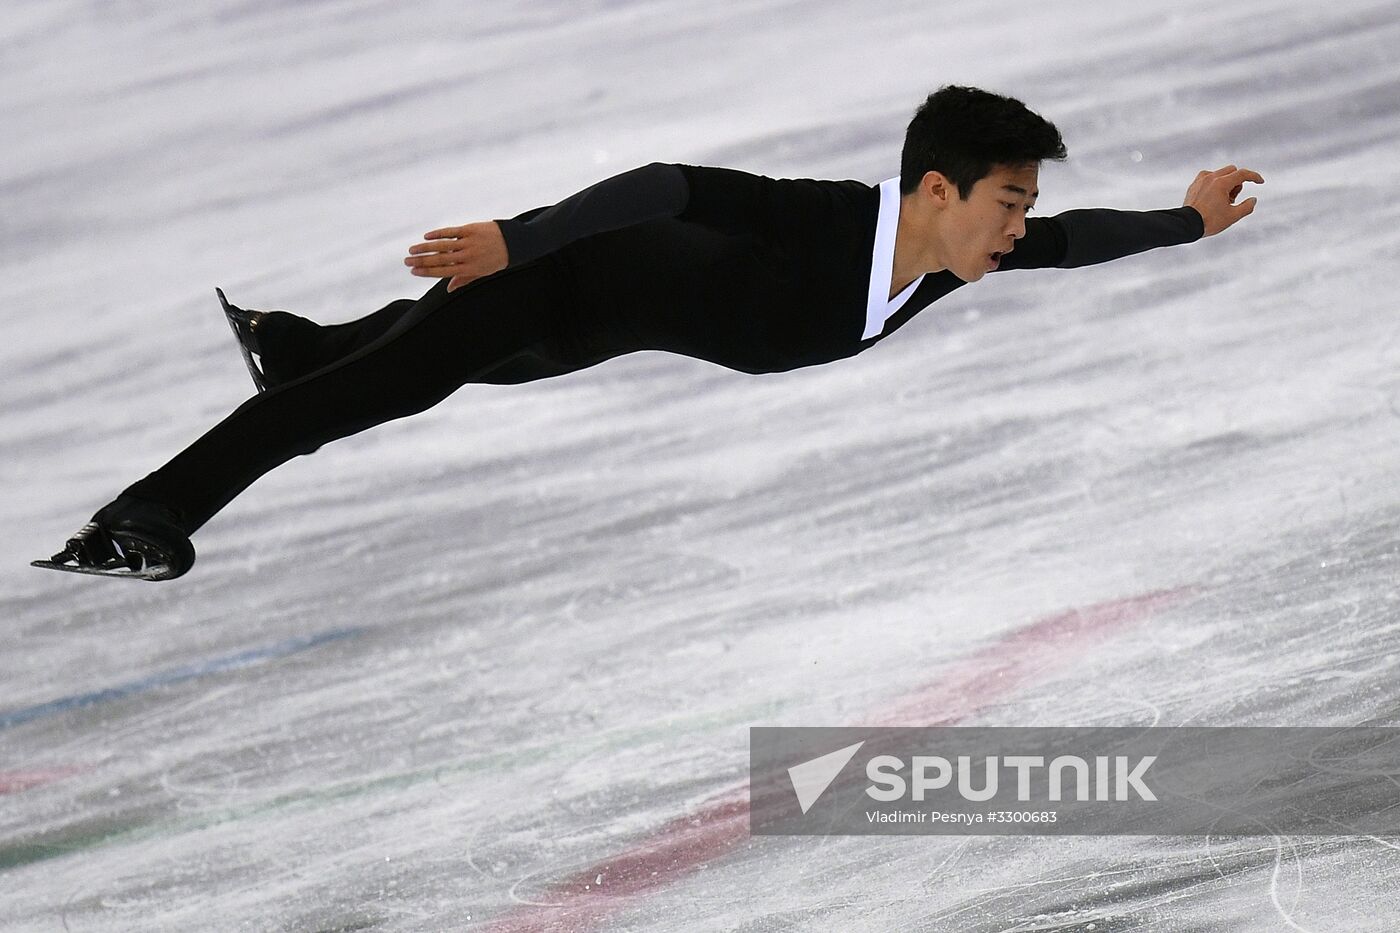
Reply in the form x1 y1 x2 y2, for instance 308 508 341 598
285 295 417 364
257 287 436 380
124 259 610 534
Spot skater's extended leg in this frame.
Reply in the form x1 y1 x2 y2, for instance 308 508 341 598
123 256 618 538
44 218 762 580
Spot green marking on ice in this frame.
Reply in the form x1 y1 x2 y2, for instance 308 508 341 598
0 698 785 873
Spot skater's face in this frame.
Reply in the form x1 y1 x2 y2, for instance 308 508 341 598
930 162 1039 283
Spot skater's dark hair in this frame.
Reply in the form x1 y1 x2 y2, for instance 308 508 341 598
901 85 1067 198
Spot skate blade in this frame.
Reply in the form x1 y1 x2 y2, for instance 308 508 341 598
31 526 187 583
216 286 269 394
31 557 178 582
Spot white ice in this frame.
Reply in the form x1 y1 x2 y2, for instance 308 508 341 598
3 0 1400 930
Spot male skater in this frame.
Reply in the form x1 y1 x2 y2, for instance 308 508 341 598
34 85 1262 580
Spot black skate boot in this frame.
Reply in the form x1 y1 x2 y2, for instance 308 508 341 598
217 287 321 392
32 495 196 582
215 287 326 454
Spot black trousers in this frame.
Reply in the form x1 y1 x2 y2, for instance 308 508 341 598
121 218 860 536
123 252 636 534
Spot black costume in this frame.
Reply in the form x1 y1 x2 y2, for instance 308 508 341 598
109 163 1202 547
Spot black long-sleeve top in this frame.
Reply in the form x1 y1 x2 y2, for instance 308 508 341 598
493 163 1204 375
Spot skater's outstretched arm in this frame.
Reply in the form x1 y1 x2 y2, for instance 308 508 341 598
996 165 1264 271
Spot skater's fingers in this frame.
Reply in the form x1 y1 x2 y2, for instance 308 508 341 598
1220 167 1264 187
405 243 470 262
405 244 468 262
405 254 459 269
406 240 493 267
422 232 487 255
408 255 476 273
408 256 490 278
408 224 500 255
407 238 471 255
407 242 446 255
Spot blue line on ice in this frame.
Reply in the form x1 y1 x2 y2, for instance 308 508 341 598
0 627 366 731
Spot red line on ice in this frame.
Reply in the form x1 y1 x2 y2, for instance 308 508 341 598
483 586 1198 932
0 766 85 795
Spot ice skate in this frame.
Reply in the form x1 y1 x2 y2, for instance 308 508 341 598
32 495 195 582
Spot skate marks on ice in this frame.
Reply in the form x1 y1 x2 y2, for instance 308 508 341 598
842 516 1400 933
476 588 1197 933
472 498 1400 933
0 628 365 873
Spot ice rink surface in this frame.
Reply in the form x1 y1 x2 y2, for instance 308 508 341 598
3 0 1400 929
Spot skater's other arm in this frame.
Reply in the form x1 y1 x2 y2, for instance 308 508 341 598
495 162 690 267
403 162 821 291
997 165 1263 271
404 163 689 292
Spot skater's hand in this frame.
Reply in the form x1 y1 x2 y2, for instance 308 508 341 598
404 221 510 292
1183 165 1264 237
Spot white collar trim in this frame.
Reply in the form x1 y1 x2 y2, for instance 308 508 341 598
863 177 925 340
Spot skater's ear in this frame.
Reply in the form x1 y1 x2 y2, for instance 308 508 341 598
915 170 958 211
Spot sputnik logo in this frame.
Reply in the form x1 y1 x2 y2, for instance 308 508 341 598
787 741 865 814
